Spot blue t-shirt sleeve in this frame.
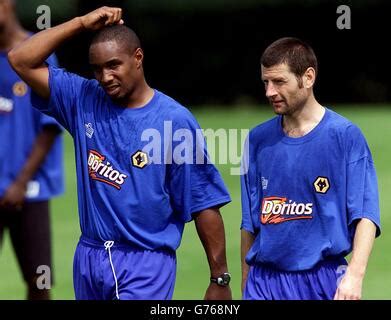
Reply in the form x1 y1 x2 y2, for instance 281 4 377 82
39 112 63 132
240 133 258 234
346 125 381 236
31 54 63 131
167 110 231 222
46 53 58 67
31 65 87 134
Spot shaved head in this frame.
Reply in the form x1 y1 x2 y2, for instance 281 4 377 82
88 25 146 105
90 25 141 55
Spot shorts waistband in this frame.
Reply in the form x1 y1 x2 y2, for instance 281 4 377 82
78 235 175 254
255 257 348 273
79 235 137 249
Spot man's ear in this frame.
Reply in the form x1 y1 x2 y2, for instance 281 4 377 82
303 67 316 89
134 48 143 69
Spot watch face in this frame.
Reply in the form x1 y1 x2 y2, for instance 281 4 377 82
218 273 231 286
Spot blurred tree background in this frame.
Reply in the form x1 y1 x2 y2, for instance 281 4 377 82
16 0 390 106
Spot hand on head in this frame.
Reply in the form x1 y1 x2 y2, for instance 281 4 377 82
80 6 124 31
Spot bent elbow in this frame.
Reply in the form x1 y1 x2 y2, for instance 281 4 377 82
7 49 31 80
7 49 22 71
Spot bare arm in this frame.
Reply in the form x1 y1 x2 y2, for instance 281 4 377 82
241 229 255 295
194 207 232 300
0 126 61 209
8 7 123 99
334 218 377 300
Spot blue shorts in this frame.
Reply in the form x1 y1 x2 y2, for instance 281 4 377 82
73 236 177 300
244 258 348 300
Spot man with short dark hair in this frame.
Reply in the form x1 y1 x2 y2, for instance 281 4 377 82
8 6 232 300
241 37 380 300
0 0 64 300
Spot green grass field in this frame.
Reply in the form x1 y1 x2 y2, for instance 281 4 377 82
0 105 390 300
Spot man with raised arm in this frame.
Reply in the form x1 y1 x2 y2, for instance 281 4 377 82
9 6 232 300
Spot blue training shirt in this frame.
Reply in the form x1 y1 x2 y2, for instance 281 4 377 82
241 108 380 271
0 52 64 201
32 65 231 251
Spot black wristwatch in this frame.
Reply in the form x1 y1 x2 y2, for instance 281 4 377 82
210 272 231 286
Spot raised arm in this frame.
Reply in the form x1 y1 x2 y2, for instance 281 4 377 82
8 6 123 99
194 207 232 300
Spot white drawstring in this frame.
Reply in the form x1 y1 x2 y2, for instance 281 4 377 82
104 240 120 300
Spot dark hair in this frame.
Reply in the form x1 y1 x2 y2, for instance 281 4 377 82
261 37 318 79
90 25 141 54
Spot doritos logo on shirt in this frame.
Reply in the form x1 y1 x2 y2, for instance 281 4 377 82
261 196 313 224
87 150 127 190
